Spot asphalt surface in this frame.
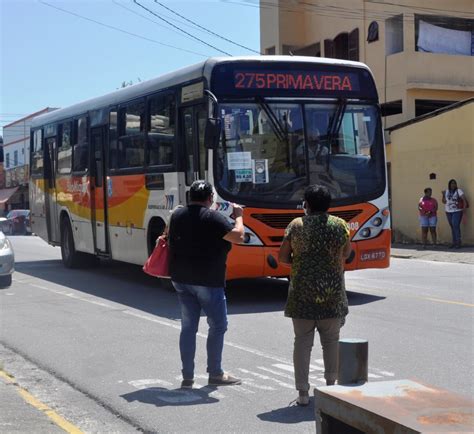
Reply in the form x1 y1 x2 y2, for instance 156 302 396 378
1 236 473 433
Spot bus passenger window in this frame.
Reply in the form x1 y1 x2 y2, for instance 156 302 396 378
197 110 207 179
148 94 175 166
31 129 44 175
73 116 89 172
58 122 72 174
109 110 118 170
117 101 145 168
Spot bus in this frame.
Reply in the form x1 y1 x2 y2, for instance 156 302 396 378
30 56 390 279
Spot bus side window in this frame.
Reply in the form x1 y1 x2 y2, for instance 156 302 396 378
148 93 175 167
31 129 44 176
109 109 118 170
58 122 72 174
118 100 145 169
72 116 89 172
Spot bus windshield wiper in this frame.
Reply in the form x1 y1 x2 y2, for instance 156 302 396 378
255 96 286 142
326 98 347 153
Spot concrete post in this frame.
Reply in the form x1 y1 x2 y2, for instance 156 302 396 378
338 338 368 385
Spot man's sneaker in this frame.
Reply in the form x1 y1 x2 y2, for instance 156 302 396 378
180 379 194 389
296 391 309 406
208 373 242 386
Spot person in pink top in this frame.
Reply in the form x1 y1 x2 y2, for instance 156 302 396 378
418 187 438 248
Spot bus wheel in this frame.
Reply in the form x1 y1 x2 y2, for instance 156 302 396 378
60 219 94 268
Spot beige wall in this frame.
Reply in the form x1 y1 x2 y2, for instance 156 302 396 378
390 101 474 244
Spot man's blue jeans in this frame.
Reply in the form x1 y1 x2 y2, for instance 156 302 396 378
172 282 228 380
446 211 463 245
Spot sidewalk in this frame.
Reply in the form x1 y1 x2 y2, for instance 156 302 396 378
0 372 65 434
391 243 474 265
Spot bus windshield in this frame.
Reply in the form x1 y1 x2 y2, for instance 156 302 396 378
215 101 385 207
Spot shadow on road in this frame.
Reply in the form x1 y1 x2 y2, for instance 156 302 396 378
257 400 315 424
345 291 385 305
14 259 289 318
120 386 219 407
15 259 385 321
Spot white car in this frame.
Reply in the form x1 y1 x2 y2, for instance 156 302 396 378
0 231 14 287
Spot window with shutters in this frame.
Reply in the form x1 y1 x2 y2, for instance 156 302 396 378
324 28 359 61
348 28 359 61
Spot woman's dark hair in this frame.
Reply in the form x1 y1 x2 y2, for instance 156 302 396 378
304 184 331 212
190 180 213 202
448 179 457 191
424 187 432 194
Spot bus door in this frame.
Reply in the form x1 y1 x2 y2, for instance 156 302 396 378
90 126 109 254
45 135 60 243
181 105 208 195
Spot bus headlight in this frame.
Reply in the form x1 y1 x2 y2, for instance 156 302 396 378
241 226 263 246
352 208 390 241
372 217 383 227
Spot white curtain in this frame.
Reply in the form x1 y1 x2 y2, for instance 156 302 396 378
417 20 472 56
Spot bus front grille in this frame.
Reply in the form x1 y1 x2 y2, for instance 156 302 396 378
331 209 363 222
251 213 303 229
251 209 362 229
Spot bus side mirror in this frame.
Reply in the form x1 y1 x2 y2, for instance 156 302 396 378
204 118 222 149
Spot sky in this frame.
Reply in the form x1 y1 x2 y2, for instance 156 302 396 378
0 0 261 134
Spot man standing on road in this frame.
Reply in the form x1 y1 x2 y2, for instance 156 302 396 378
169 180 244 388
279 185 351 406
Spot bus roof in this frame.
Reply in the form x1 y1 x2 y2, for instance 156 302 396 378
31 56 372 128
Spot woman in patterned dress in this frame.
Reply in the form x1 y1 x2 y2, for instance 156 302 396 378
279 184 351 406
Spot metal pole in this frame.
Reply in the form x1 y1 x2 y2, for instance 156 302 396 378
338 338 368 385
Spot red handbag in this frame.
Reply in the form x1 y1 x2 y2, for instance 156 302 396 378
143 237 170 278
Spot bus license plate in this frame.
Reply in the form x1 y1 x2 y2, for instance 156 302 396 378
360 249 386 262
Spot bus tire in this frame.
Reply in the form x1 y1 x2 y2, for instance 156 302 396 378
60 218 96 268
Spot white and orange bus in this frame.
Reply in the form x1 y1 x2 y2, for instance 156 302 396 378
30 56 390 278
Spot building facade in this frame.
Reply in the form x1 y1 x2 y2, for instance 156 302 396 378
1 108 56 212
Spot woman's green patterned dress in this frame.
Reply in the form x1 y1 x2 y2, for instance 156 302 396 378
284 213 350 320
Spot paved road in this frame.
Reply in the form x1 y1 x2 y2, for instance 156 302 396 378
1 236 473 433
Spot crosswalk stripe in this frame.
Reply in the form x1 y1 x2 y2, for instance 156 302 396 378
238 368 294 389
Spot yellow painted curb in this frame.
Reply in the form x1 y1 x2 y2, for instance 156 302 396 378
0 370 84 434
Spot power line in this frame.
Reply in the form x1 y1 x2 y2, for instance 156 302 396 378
112 0 204 45
155 1 261 54
39 1 209 58
132 0 233 56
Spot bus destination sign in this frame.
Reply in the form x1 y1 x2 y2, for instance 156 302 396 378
234 70 360 92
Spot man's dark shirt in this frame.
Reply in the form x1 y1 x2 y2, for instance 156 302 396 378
169 205 233 287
